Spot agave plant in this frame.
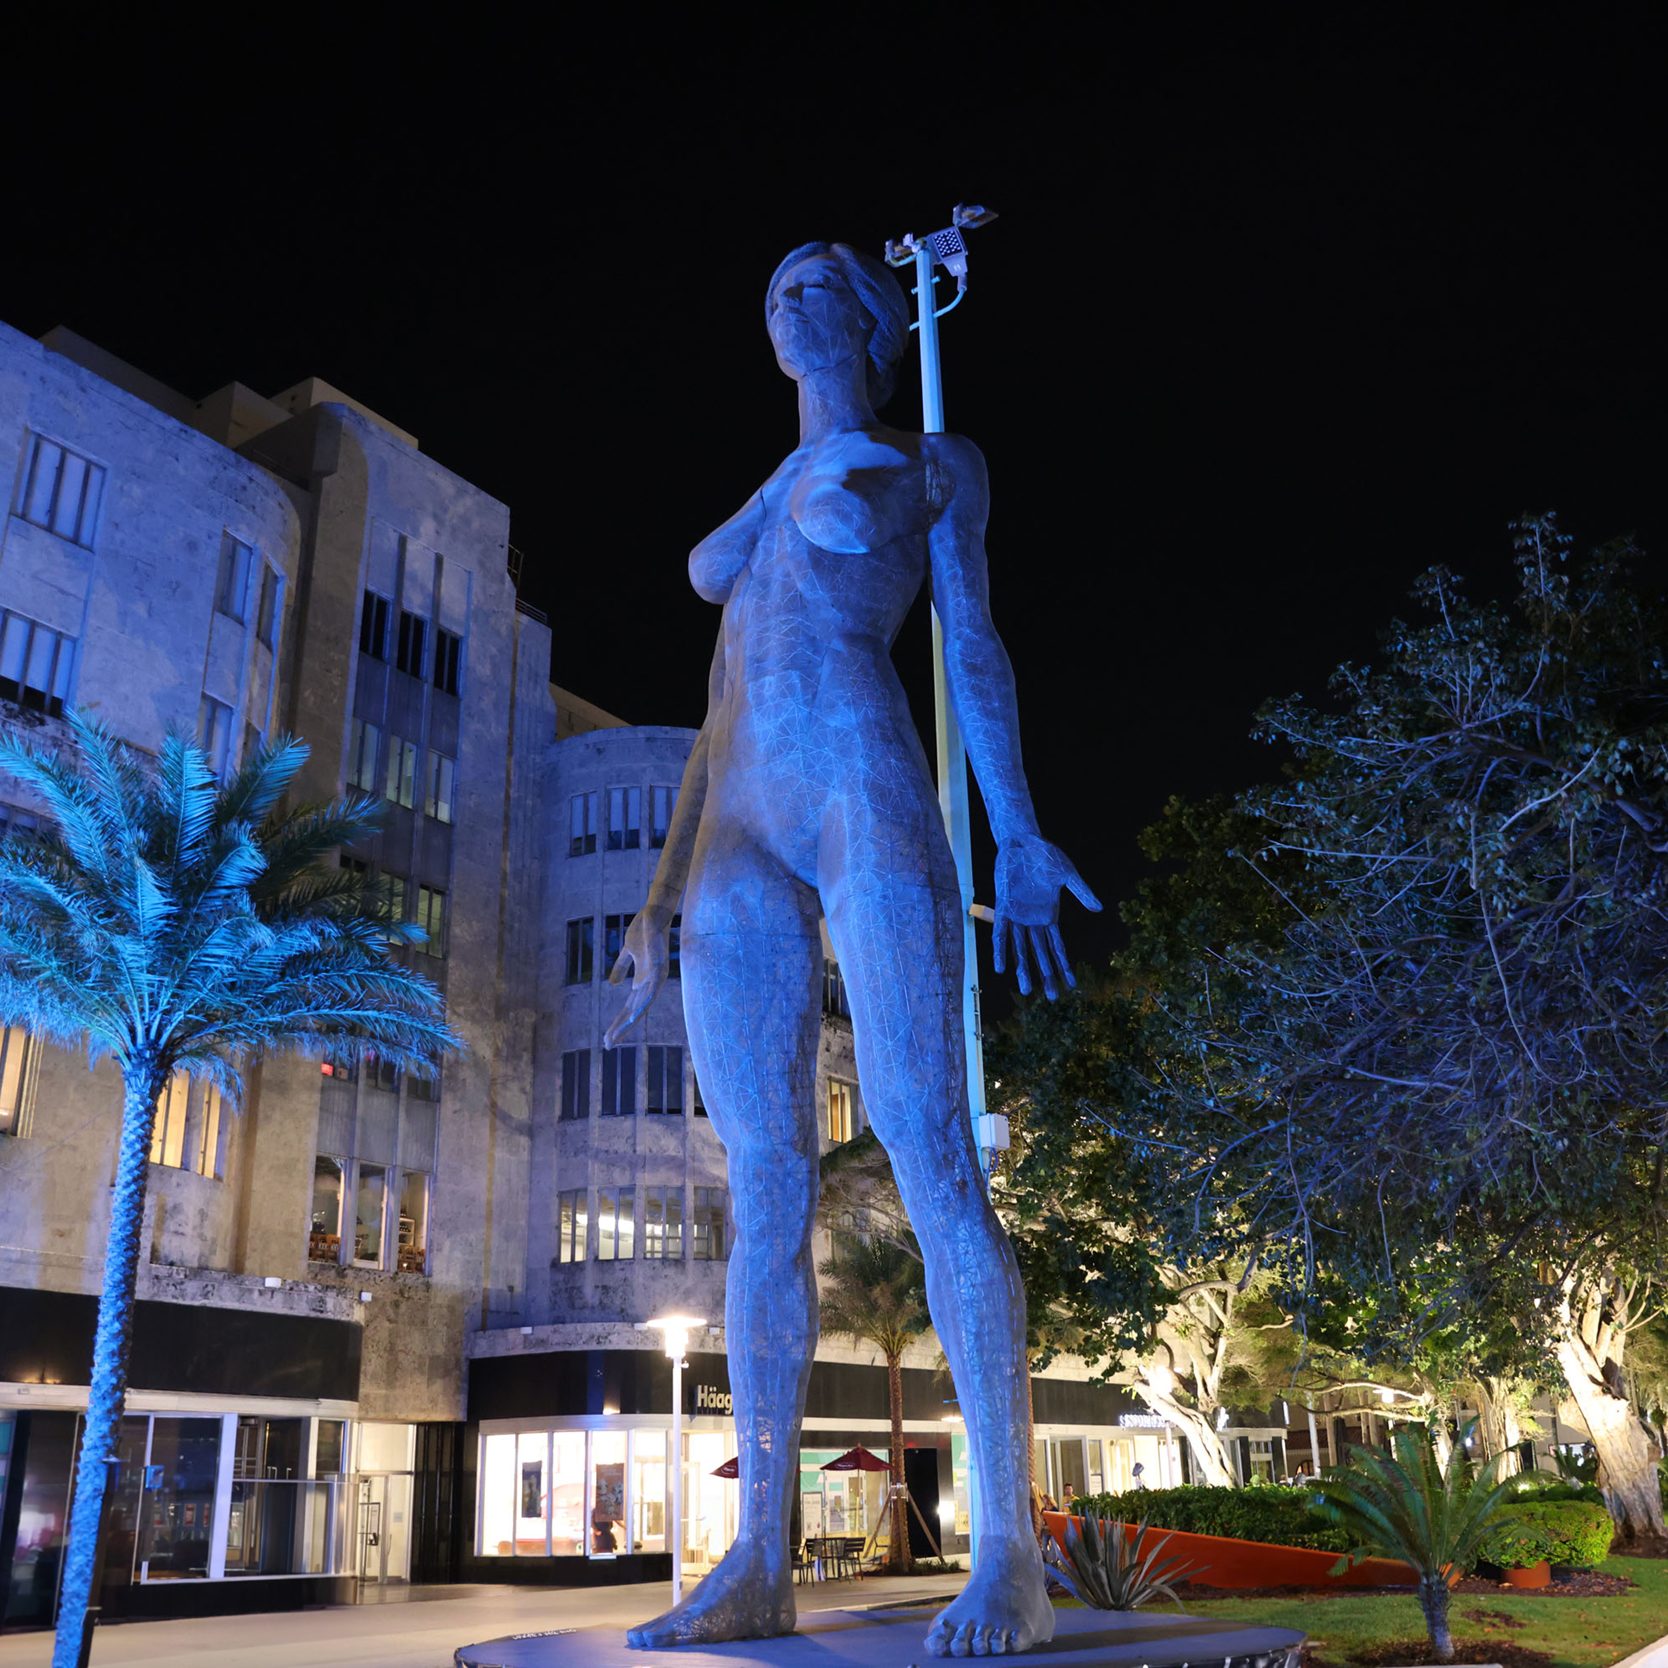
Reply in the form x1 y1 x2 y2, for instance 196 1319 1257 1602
1042 1515 1200 1610
1309 1424 1516 1662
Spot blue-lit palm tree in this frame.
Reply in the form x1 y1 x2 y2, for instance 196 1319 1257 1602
0 712 458 1668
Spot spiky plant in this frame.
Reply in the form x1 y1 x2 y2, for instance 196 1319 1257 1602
1309 1425 1516 1661
1042 1515 1199 1610
817 1232 931 1572
0 712 459 1668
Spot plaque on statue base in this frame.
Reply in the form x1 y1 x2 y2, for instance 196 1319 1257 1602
453 1601 1305 1667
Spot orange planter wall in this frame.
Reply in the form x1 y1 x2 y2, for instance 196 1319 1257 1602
1042 1512 1417 1591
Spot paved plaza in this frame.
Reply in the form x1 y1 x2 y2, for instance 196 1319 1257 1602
0 1574 968 1668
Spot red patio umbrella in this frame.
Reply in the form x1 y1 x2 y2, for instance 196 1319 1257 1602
711 1455 740 1477
820 1444 892 1472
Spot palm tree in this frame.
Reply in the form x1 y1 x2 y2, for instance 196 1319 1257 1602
0 712 458 1668
817 1231 932 1572
1309 1424 1516 1662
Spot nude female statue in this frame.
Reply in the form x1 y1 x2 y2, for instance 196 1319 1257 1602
606 241 1099 1658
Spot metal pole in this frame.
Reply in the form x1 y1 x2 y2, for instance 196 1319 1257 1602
1306 1406 1322 1476
913 247 989 1169
671 1352 684 1604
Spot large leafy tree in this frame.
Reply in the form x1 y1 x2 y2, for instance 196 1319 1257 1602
817 1231 932 1572
0 713 458 1668
1124 520 1668 1534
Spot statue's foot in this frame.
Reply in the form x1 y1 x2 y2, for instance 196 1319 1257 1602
626 1537 795 1649
926 1536 1055 1658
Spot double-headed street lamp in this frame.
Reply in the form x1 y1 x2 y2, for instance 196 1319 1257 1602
883 205 1006 1184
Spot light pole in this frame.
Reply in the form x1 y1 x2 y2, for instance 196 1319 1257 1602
883 205 1004 1181
637 1314 705 1606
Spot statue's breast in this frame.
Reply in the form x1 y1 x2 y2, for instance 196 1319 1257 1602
788 432 925 556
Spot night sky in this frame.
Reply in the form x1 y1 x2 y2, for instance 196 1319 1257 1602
6 12 1663 1006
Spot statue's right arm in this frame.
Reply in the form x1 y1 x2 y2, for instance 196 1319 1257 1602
604 630 725 1044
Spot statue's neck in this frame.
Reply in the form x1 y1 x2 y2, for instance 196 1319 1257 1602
796 356 874 441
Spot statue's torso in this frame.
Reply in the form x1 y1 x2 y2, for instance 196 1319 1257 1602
693 427 945 873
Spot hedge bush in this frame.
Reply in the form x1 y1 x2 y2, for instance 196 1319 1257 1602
1065 1485 1350 1553
1510 1474 1607 1507
1475 1500 1615 1570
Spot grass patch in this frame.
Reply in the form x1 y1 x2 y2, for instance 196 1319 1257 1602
1164 1556 1668 1668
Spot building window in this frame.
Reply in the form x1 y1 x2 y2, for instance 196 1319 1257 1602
409 1064 440 1102
557 1189 588 1263
601 1046 635 1117
692 1188 727 1261
385 736 418 809
0 804 40 841
823 959 850 1019
396 610 427 677
215 533 254 623
668 914 681 980
650 785 677 849
0 1024 36 1137
691 1072 706 1119
597 1186 635 1262
347 718 381 793
606 786 641 851
398 1172 430 1273
375 871 408 926
433 627 461 695
569 793 597 857
198 695 235 775
560 1050 590 1121
414 885 446 957
603 913 630 974
643 1185 683 1260
565 918 594 985
256 562 281 648
16 434 104 546
310 1156 345 1262
360 590 391 659
646 1046 683 1115
362 1049 400 1095
425 753 455 824
0 609 75 716
354 1162 389 1267
827 1078 858 1144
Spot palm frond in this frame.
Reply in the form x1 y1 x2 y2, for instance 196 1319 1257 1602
212 734 308 831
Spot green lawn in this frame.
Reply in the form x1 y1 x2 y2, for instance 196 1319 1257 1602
1165 1557 1668 1668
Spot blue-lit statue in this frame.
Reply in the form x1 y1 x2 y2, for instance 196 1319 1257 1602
608 241 1099 1659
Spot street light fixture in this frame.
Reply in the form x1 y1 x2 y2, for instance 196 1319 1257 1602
637 1314 706 1606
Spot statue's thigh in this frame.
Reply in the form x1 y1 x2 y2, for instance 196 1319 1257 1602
682 842 822 1159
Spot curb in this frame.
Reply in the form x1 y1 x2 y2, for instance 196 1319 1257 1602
1612 1632 1668 1668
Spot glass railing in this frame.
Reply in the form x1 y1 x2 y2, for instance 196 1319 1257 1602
223 1479 351 1577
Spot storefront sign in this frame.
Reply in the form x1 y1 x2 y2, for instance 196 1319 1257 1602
1117 1413 1171 1429
694 1383 733 1415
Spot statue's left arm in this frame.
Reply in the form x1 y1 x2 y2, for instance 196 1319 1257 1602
925 432 1101 998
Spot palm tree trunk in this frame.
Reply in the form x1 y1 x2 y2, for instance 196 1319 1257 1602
1418 1574 1454 1662
887 1351 912 1574
53 1064 161 1668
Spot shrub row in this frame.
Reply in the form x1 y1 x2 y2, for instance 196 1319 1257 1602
1476 1499 1615 1571
1065 1485 1350 1553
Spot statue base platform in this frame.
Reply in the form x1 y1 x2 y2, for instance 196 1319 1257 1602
454 1600 1305 1667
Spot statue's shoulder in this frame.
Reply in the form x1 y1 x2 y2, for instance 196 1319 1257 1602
919 431 989 515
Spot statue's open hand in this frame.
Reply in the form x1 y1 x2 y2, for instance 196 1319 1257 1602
605 908 672 1046
993 835 1102 1000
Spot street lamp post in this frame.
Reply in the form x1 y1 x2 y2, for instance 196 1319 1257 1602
883 206 1004 1181
637 1314 705 1607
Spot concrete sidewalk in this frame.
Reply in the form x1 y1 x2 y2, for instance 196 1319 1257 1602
0 1573 968 1668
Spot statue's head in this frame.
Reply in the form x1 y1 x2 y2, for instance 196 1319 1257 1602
766 242 909 409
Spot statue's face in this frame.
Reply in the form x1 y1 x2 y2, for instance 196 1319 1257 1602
767 253 871 382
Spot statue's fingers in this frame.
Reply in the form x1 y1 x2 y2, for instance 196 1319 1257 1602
991 912 1009 975
1063 867 1103 913
1031 927 1060 1001
1047 924 1078 991
1011 924 1034 996
607 949 634 986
